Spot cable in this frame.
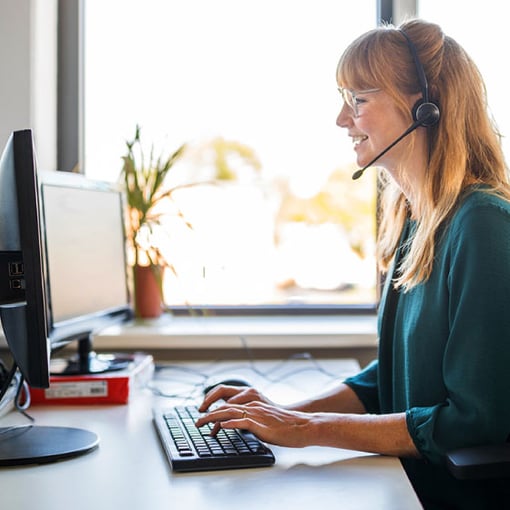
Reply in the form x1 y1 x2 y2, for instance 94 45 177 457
147 363 210 400
238 336 341 382
0 361 35 430
148 337 343 401
0 358 9 383
0 360 18 403
14 374 34 422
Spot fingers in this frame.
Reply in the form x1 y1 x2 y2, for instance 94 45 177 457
198 385 245 413
195 407 247 437
195 404 249 429
195 400 314 448
198 385 266 413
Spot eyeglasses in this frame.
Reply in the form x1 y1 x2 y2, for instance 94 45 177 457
338 87 380 117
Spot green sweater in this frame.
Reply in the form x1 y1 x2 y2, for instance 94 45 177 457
345 188 510 509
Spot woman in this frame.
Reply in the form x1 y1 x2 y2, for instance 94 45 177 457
196 19 510 509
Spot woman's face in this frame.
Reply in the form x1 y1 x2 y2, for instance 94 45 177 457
336 87 420 176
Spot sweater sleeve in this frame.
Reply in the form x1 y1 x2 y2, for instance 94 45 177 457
406 199 510 464
343 359 381 414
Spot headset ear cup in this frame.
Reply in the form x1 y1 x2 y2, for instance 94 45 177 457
411 99 424 122
412 99 440 127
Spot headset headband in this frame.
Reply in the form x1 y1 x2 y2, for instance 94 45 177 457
398 29 430 104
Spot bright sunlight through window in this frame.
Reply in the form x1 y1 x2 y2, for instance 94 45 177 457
83 1 377 308
418 0 510 159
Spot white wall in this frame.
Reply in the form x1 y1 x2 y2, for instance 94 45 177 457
0 0 57 170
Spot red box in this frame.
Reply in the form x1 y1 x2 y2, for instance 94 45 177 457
30 353 154 405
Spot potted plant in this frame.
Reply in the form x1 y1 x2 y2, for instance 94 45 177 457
120 127 262 317
120 125 188 318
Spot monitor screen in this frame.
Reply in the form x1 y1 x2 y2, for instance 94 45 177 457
39 169 132 347
43 180 129 324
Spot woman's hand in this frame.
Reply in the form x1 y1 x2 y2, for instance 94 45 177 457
195 398 419 457
195 401 317 448
198 384 275 413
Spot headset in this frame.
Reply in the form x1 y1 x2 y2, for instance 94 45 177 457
352 29 440 180
399 29 440 128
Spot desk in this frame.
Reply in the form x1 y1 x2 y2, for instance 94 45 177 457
0 359 422 510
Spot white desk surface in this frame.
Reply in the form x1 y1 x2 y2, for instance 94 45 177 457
0 359 422 510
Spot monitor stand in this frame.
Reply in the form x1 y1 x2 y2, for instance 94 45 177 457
0 424 99 466
0 368 99 467
50 334 132 376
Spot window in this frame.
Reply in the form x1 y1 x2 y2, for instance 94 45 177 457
417 1 510 160
83 1 378 310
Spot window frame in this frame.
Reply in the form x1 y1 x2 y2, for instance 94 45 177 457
57 0 409 317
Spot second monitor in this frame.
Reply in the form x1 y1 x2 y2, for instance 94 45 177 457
40 169 133 374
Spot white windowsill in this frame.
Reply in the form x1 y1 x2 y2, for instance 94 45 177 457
92 313 378 350
0 314 378 352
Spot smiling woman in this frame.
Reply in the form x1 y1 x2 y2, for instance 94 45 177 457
83 0 378 310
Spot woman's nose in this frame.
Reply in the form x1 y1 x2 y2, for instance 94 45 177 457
336 103 352 128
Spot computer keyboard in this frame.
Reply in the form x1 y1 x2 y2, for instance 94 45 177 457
153 405 275 472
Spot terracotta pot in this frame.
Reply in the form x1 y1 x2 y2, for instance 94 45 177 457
133 264 163 318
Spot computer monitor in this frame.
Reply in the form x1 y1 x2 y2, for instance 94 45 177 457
0 129 132 466
40 164 133 375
